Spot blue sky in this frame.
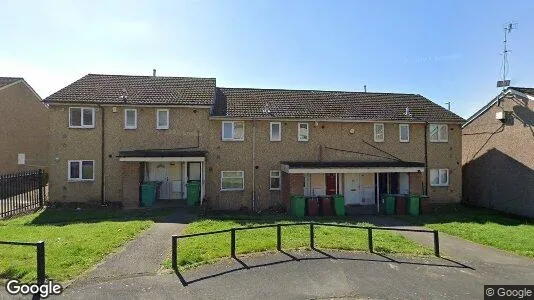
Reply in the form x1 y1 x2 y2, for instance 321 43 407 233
1 0 533 119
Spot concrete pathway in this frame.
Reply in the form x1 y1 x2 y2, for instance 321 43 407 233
62 249 534 300
357 215 534 267
67 209 194 287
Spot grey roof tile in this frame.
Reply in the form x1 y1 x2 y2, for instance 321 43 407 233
0 77 23 89
43 74 216 106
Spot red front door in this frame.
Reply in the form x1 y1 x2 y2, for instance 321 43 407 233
326 173 336 195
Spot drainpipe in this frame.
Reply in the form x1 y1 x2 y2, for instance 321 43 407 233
252 117 256 212
425 122 429 196
100 105 105 205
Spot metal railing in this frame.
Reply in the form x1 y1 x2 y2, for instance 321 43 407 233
171 222 440 271
0 240 45 285
0 169 47 218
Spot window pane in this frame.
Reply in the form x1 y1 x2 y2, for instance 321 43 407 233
439 169 448 185
234 122 244 140
222 178 243 189
270 177 280 189
158 111 168 127
126 110 136 127
271 123 280 140
270 170 280 177
375 124 384 141
82 109 93 126
400 125 409 141
222 122 233 139
439 125 448 141
429 125 439 141
223 171 242 178
69 161 80 179
70 108 82 126
81 161 94 180
299 123 308 140
430 169 439 185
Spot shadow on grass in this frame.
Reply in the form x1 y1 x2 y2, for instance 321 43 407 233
26 206 188 226
173 248 474 287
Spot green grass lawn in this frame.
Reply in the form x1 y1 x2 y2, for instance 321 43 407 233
398 205 534 258
170 216 432 270
0 207 171 283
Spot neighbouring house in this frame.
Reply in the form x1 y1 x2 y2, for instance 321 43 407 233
462 87 534 218
43 73 464 211
0 77 49 173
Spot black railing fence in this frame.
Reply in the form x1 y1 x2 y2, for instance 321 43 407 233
0 169 47 218
0 240 46 285
172 222 440 272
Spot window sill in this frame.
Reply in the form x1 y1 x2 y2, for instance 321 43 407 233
270 140 282 142
269 188 281 191
222 139 244 142
430 184 449 187
68 179 95 182
429 140 448 143
69 126 95 129
220 189 244 192
400 140 410 143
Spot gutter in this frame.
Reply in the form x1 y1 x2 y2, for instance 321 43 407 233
100 105 105 205
424 122 429 195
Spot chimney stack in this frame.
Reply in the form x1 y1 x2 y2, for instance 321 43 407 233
364 85 367 93
152 69 156 77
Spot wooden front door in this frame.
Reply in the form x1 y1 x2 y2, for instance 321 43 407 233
326 173 337 195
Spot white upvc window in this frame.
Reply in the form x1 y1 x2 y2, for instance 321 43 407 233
399 124 410 142
429 124 448 142
222 121 245 141
68 160 95 181
221 171 244 191
269 170 281 190
156 109 169 129
69 107 95 128
374 123 384 142
298 123 309 141
270 122 282 141
430 169 449 186
124 109 137 129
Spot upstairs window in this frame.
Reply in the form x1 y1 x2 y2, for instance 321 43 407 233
270 122 281 141
399 124 410 142
374 123 384 142
429 124 448 142
69 107 95 128
68 160 94 181
430 169 449 186
124 109 137 129
156 109 169 129
298 123 309 141
222 121 245 141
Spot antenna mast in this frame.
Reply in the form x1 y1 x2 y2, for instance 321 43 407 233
497 22 517 88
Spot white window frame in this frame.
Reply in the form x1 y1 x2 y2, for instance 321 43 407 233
269 170 281 190
221 121 245 141
270 122 282 141
399 124 410 143
124 109 137 129
67 160 95 181
298 122 309 141
220 171 245 191
156 109 169 129
69 107 95 128
430 168 449 187
374 123 384 142
429 124 448 142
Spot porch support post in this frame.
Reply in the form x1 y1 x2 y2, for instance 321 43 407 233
200 161 206 204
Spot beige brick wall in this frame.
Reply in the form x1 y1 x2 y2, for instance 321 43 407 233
121 162 140 208
0 82 49 173
47 104 462 209
462 94 534 217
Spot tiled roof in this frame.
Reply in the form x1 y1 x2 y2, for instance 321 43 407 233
213 88 465 123
511 87 534 97
44 74 216 106
0 77 23 89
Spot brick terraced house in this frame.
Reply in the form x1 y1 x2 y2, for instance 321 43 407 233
43 73 464 212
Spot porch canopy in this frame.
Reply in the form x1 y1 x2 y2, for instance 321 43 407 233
117 149 207 162
280 161 425 174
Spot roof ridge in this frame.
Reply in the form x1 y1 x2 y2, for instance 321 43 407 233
86 73 217 80
218 86 418 96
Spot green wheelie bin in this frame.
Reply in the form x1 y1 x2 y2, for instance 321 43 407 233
186 181 201 206
407 195 420 216
333 195 345 216
290 196 306 217
384 194 395 215
141 183 157 207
